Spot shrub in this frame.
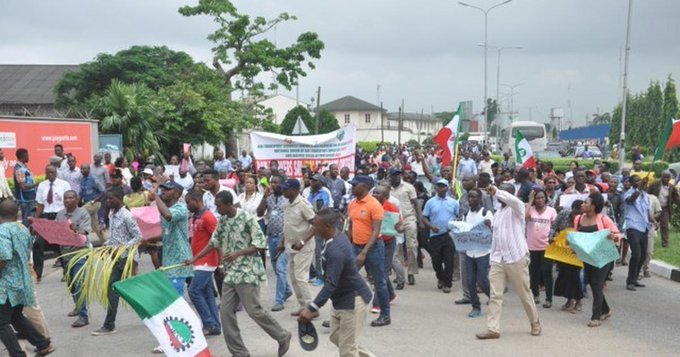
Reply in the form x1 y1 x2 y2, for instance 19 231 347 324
7 175 46 192
357 141 382 153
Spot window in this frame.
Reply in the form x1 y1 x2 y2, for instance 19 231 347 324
344 114 350 124
365 113 371 123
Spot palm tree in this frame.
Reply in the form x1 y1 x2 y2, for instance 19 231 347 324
592 112 612 125
99 80 164 159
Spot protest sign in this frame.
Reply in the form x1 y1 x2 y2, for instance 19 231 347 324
380 211 400 237
567 229 619 268
631 171 655 182
250 125 356 178
559 193 608 208
448 221 492 252
545 229 583 268
131 206 161 240
31 218 87 247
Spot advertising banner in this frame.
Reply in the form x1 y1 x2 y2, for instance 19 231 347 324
250 125 356 178
1 119 93 178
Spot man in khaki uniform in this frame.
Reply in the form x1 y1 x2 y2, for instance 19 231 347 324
389 168 423 285
280 179 316 316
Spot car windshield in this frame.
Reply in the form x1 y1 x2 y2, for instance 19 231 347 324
512 126 544 141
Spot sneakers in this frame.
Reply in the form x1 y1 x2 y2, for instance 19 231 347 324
454 298 471 305
468 308 482 318
91 327 116 336
71 317 89 328
476 330 500 339
531 321 541 336
271 304 285 312
396 282 405 290
442 287 451 294
626 284 637 291
278 332 292 357
370 305 380 314
67 308 79 317
542 301 552 309
370 316 391 327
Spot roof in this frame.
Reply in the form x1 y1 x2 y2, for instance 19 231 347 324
386 112 440 122
318 95 382 112
559 124 610 141
0 65 80 104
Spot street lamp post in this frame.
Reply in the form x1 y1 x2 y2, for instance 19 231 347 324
459 0 513 147
618 0 633 170
483 44 523 144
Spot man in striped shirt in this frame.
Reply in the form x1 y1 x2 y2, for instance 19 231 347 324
476 183 541 340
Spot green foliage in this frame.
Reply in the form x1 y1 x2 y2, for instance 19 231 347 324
279 106 339 135
357 141 381 153
7 175 45 192
178 0 324 95
422 135 435 146
489 155 627 173
405 139 420 148
482 98 498 124
610 76 678 161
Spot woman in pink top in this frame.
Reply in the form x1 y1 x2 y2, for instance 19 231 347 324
525 189 557 308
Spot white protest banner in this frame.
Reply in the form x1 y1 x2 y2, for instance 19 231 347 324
250 125 356 178
448 221 492 252
559 193 608 208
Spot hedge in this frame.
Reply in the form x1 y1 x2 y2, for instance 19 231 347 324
7 175 46 192
490 156 668 175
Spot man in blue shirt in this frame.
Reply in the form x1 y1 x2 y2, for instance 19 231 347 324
422 179 459 293
299 208 374 357
213 150 233 174
457 151 478 178
623 175 650 291
79 164 106 243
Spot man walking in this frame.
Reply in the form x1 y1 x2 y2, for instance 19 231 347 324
0 200 56 357
185 190 221 335
476 184 540 339
623 175 650 291
281 179 316 316
422 179 459 293
299 208 375 357
188 191 291 357
257 175 293 312
389 168 422 285
79 164 105 243
463 188 493 318
12 148 36 226
348 176 389 327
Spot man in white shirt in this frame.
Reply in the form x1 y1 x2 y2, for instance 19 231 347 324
240 150 253 171
476 183 540 340
457 151 478 178
478 152 494 175
202 170 240 217
34 164 71 280
463 188 493 318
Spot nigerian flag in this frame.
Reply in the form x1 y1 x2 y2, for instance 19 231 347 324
113 271 212 357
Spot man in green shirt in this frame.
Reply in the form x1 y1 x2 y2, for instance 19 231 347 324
0 200 55 356
188 191 291 357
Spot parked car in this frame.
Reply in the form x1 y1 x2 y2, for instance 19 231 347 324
565 146 603 159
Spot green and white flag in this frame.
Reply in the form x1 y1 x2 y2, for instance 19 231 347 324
113 271 212 357
514 130 537 168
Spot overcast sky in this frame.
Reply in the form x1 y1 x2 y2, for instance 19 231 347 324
2 0 679 127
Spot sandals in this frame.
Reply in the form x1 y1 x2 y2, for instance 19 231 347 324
587 320 602 327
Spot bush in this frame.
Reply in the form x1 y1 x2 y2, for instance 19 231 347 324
7 175 46 192
641 161 669 176
357 141 382 153
488 156 635 174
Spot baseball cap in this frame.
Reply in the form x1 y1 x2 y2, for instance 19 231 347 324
298 321 318 351
435 178 450 187
310 173 324 182
388 167 402 177
142 168 154 175
349 175 373 186
159 181 184 194
280 178 301 191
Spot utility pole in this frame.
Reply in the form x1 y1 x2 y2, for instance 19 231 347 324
618 0 633 170
315 86 321 135
380 101 384 143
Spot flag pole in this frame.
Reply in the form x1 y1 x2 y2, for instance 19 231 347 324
451 140 460 197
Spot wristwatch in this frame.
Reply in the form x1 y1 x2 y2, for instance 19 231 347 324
299 240 305 246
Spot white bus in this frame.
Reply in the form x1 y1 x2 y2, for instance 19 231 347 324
500 121 547 154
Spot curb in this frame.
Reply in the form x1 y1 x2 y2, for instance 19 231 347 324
649 259 680 282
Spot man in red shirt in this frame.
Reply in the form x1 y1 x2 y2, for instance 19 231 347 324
185 190 221 336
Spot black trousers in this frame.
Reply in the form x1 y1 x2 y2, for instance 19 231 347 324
428 234 455 288
0 302 50 357
32 212 58 279
626 228 648 285
585 262 612 321
529 250 553 302
103 261 132 330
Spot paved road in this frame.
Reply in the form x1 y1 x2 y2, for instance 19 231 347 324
12 255 680 356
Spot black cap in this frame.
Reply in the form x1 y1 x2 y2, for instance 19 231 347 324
280 178 301 191
349 175 373 186
160 181 184 194
388 167 402 176
298 321 318 351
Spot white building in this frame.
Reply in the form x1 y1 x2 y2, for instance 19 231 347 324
257 94 307 125
386 112 443 139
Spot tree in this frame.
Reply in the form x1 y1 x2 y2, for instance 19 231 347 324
482 98 498 124
178 0 324 96
98 81 164 159
591 112 611 125
280 106 339 135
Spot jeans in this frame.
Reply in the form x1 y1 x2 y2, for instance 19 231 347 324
529 250 553 302
354 240 390 319
428 234 455 288
169 278 187 296
626 228 648 285
465 254 490 310
189 270 221 329
0 302 50 357
67 258 88 319
313 236 324 279
584 262 612 321
268 234 292 305
19 200 35 227
103 261 130 330
383 238 397 300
